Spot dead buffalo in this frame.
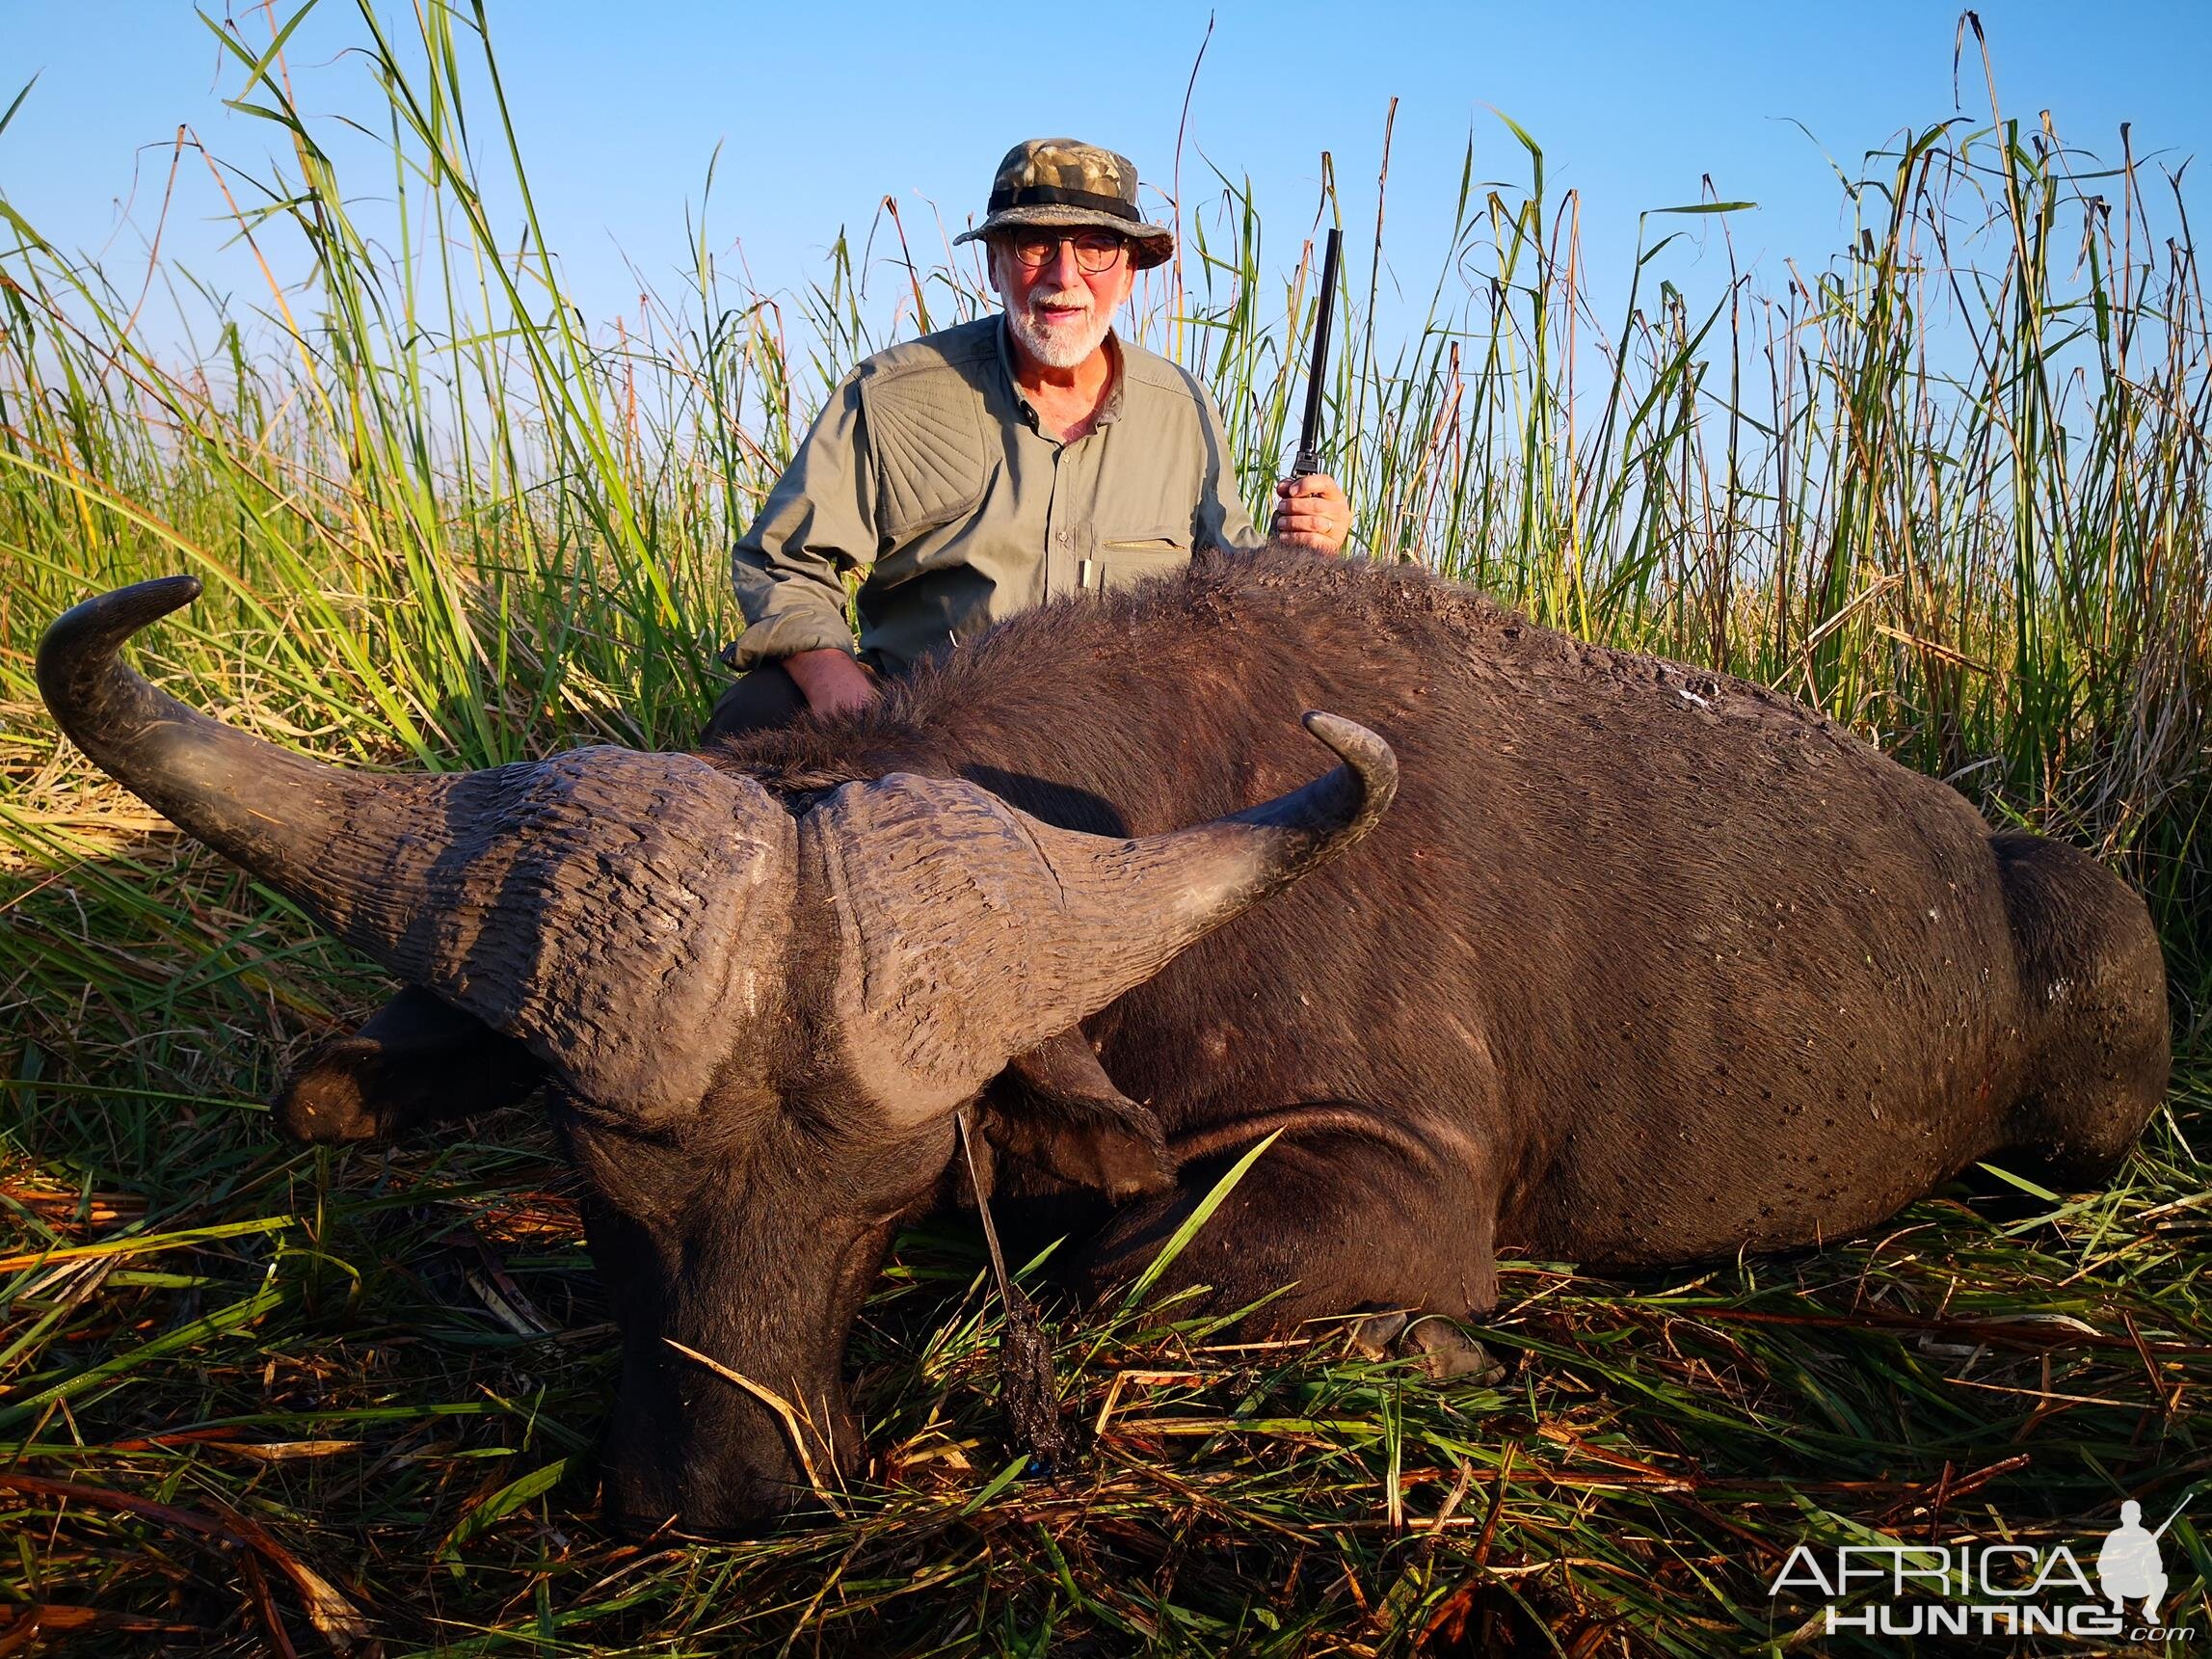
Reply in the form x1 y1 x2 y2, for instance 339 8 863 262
38 548 2169 1536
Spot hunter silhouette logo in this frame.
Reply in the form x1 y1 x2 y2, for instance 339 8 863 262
1769 1489 2199 1641
2098 1497 2188 1621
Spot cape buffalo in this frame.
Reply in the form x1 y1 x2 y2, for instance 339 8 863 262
37 548 2169 1536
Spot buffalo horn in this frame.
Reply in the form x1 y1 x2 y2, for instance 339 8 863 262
806 712 1398 1123
37 576 793 1121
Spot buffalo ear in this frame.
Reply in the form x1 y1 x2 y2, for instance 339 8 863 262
981 1029 1172 1201
275 986 545 1144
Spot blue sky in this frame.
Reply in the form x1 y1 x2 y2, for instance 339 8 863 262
7 1 2211 360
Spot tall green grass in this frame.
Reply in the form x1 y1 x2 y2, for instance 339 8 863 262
1 5 2206 1654
2 6 2203 995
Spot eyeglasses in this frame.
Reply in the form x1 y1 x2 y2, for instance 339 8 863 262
1003 231 1129 275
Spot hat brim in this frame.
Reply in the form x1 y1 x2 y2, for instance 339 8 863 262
956 203 1175 271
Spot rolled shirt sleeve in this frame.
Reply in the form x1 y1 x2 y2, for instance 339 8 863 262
1192 379 1267 554
728 376 876 668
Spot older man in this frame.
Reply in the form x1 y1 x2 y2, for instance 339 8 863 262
705 138 1351 737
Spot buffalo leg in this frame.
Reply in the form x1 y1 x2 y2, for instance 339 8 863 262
1990 834 2170 1186
1071 1124 1500 1350
274 986 544 1143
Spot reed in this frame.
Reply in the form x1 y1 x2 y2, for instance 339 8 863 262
1 5 2204 1653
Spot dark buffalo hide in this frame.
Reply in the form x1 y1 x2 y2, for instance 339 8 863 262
39 546 2170 1535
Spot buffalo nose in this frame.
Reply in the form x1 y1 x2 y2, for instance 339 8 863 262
600 1499 777 1542
599 1460 821 1540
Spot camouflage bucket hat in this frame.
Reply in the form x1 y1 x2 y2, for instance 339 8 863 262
953 138 1175 271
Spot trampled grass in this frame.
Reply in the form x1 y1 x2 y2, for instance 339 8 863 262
1 5 2207 1654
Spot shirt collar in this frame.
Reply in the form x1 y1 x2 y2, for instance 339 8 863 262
995 316 1126 435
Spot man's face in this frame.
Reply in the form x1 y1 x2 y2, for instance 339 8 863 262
990 229 1135 370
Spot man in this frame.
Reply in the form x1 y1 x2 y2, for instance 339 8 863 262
705 137 1351 738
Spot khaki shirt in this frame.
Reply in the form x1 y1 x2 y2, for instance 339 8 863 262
730 316 1264 673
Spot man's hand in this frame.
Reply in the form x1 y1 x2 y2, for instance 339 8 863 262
1271 472 1350 553
785 647 879 718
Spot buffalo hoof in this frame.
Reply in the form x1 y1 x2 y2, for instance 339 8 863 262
1346 1306 1411 1358
1347 1308 1505 1384
1402 1315 1506 1384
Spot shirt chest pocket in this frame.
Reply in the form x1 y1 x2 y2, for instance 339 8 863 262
1081 524 1192 592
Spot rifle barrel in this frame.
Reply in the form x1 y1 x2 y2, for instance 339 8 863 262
2150 1491 2195 1539
1293 227 1343 476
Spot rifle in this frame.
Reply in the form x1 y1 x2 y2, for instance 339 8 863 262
1291 227 1343 479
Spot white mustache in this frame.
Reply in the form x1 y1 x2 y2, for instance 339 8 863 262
1027 289 1091 319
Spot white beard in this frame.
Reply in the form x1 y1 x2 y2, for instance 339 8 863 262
997 250 1115 369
